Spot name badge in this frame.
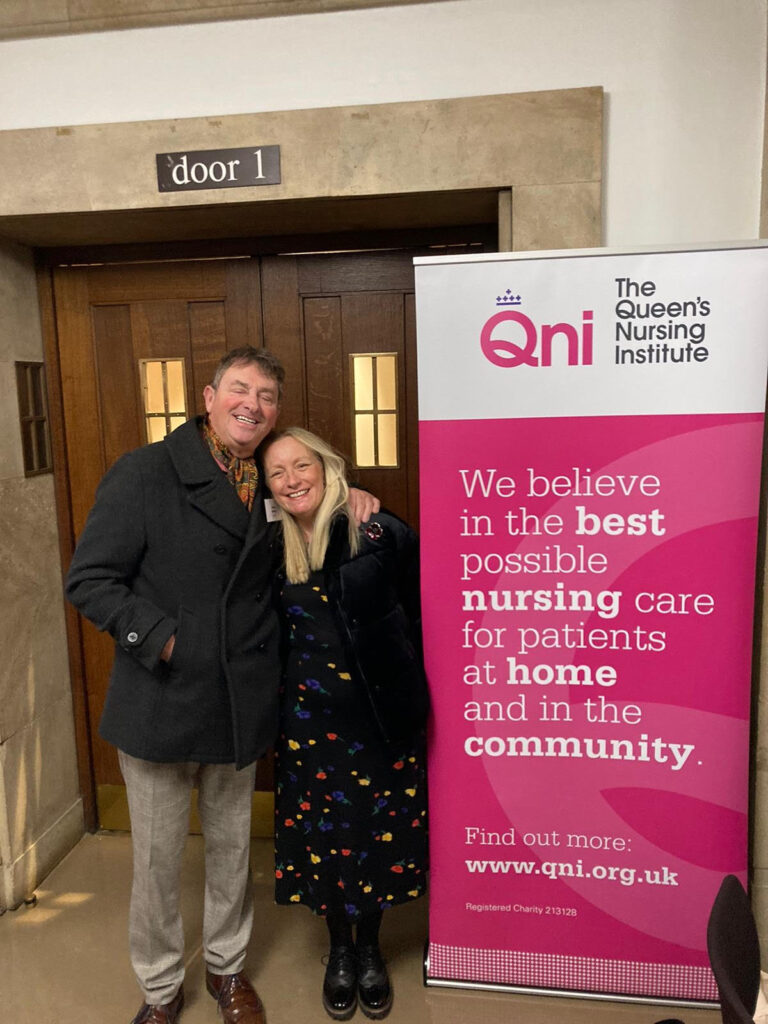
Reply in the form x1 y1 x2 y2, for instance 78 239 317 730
264 498 282 522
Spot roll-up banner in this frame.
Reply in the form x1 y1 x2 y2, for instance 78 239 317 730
415 243 768 1004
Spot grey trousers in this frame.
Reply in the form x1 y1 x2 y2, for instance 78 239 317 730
119 751 257 1004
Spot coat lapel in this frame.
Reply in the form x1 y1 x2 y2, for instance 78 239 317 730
164 417 249 540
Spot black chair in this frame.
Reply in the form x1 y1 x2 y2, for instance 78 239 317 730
706 873 761 1024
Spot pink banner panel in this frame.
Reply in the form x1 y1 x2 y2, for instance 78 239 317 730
415 245 768 1002
421 413 761 1000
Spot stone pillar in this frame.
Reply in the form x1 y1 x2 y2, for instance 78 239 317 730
0 238 83 913
497 190 513 252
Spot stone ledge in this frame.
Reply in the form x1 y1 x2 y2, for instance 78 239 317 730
0 0 447 41
0 90 604 221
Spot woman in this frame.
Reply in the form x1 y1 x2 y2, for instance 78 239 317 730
264 427 429 1021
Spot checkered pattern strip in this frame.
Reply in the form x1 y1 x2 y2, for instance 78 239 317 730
428 944 717 1001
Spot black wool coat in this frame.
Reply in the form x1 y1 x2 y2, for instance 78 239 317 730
65 416 281 768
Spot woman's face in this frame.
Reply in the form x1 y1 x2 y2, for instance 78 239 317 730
264 436 325 528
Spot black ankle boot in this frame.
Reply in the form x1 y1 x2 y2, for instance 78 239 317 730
322 944 358 1021
357 944 393 1020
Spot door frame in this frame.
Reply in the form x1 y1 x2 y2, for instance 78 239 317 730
37 220 498 830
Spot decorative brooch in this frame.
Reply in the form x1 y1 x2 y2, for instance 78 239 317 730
364 522 384 540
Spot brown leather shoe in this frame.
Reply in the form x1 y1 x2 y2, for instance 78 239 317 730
206 970 265 1024
130 986 184 1024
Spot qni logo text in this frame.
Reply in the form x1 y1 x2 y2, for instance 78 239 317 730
480 289 593 368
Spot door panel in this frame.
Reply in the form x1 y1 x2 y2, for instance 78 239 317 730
259 256 305 427
187 301 230 416
303 296 347 445
91 304 141 466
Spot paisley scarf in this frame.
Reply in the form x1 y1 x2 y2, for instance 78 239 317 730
202 417 258 512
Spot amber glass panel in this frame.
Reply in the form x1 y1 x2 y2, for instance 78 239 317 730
355 413 376 466
147 418 168 444
140 358 188 443
351 353 400 468
353 356 374 410
376 355 397 410
166 361 186 412
143 361 166 414
377 413 398 466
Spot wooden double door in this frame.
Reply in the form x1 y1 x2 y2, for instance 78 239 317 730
54 249 421 801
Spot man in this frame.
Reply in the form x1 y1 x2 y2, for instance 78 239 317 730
66 347 378 1024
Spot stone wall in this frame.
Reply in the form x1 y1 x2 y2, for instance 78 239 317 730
0 238 82 913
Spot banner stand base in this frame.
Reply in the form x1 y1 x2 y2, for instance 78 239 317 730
423 942 718 1009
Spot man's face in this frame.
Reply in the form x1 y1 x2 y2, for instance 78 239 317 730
203 362 280 458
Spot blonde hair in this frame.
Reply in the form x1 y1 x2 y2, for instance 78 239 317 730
263 427 360 583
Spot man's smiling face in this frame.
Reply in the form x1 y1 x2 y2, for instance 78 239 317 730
203 361 280 457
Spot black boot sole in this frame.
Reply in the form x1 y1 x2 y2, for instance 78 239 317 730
322 991 358 1021
359 989 393 1020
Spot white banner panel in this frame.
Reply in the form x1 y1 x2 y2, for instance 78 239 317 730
416 244 768 420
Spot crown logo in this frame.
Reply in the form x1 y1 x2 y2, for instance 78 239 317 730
496 289 522 307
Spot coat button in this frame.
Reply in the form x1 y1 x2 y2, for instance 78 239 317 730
214 544 227 554
257 641 266 651
127 631 139 643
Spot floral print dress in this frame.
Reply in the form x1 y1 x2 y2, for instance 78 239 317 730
274 572 428 919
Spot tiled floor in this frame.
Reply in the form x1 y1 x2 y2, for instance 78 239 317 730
0 833 718 1024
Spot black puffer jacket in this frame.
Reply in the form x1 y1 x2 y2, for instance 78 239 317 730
280 511 430 748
